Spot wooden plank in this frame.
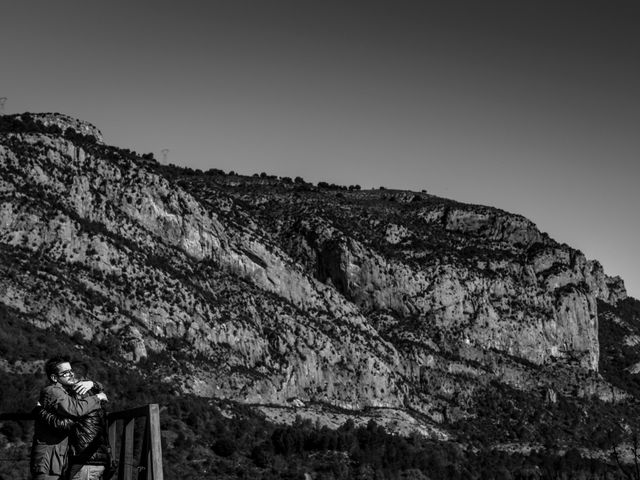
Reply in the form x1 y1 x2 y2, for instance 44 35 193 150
147 404 164 480
137 416 150 480
120 417 135 480
108 418 118 460
108 405 152 421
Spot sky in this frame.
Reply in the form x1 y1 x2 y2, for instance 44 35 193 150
2 1 639 298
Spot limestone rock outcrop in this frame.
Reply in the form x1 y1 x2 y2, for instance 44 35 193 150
0 113 633 438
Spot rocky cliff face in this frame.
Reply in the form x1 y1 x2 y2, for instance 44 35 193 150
30 113 104 143
0 113 632 439
202 182 617 373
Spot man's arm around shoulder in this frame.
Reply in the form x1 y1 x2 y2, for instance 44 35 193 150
42 383 106 418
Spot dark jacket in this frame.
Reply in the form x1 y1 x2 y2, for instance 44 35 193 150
34 386 110 466
30 383 102 476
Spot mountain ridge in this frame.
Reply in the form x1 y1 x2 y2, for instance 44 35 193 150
2 112 640 478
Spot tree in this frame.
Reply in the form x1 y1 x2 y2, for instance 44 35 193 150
251 445 271 467
211 436 237 457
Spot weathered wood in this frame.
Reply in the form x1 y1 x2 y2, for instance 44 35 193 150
147 404 163 480
110 404 163 480
109 416 118 456
120 417 135 480
108 405 154 421
138 417 150 480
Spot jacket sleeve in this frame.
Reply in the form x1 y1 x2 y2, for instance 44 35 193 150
43 385 101 418
32 405 76 432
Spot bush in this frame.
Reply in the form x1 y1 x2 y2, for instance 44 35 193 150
211 437 237 457
251 443 273 467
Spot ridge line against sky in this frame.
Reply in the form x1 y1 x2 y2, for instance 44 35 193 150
1 1 639 297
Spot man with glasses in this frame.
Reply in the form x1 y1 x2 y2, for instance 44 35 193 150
30 357 108 480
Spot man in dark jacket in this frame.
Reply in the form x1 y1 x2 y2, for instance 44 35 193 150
30 357 108 480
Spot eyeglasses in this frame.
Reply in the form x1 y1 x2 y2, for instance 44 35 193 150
57 369 74 378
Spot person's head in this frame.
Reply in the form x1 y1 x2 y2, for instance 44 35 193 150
44 356 76 387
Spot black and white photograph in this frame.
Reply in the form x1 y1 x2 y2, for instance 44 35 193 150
1 2 639 479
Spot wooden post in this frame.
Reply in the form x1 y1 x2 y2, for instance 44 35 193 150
121 417 135 480
108 417 118 459
138 417 150 480
147 404 163 480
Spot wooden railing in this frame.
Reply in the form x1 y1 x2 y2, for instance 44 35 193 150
108 404 164 480
0 404 163 480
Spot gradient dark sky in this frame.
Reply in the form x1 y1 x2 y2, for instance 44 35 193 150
2 1 639 297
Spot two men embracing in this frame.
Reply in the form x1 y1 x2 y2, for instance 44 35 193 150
30 356 112 480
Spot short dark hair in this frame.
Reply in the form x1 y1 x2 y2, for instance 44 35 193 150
45 356 70 377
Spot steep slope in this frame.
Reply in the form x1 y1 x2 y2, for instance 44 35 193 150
0 113 638 450
179 173 626 375
0 114 409 416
